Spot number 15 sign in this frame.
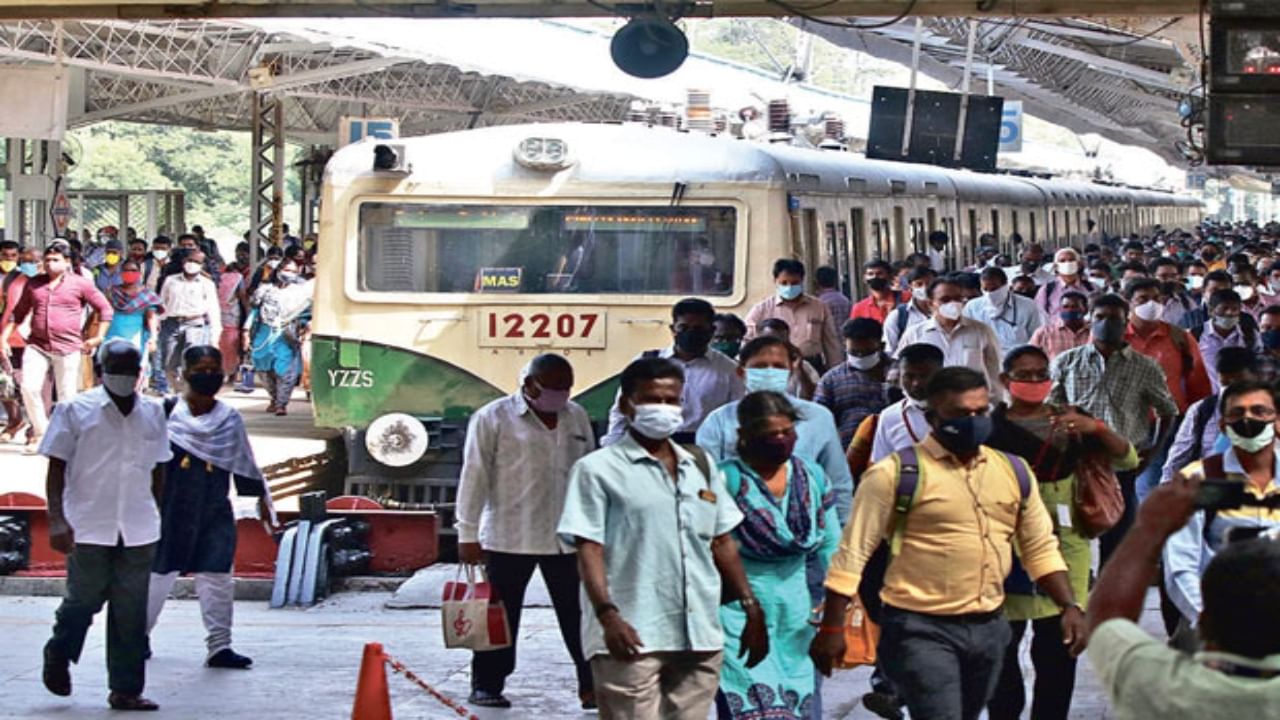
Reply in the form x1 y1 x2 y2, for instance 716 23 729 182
478 308 607 349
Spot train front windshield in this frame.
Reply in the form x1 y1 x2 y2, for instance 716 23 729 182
357 203 737 296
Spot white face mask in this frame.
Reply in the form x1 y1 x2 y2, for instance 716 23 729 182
1187 275 1205 290
1134 299 1163 322
1056 261 1079 277
1089 276 1110 290
938 300 965 321
183 261 202 276
629 403 684 440
102 372 137 397
847 352 880 371
1235 284 1256 302
152 249 168 261
911 285 929 302
984 285 1010 307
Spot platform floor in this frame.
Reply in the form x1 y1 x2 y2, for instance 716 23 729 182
0 589 1165 719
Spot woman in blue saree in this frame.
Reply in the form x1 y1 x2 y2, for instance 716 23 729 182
716 391 841 720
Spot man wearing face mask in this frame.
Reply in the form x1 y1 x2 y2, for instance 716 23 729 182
559 357 768 720
1030 292 1092 362
1 245 113 454
39 339 171 711
1162 380 1280 653
158 249 220 392
850 260 900 325
698 336 854 524
1197 289 1261 393
899 275 1005 398
1150 257 1197 330
711 313 746 360
814 319 892 450
1035 248 1090 324
811 367 1082 720
925 230 950 273
869 343 944 465
603 298 744 446
93 239 126 294
744 259 843 373
1050 294 1180 566
455 354 596 709
757 318 820 400
964 267 1042 355
882 266 937 356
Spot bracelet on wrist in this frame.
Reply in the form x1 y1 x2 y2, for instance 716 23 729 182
817 624 844 635
739 596 761 611
594 602 619 619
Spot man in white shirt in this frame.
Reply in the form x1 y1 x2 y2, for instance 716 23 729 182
603 298 744 445
40 340 173 711
870 343 944 463
883 266 937 355
157 250 220 391
964 266 1043 355
455 354 596 709
899 276 1005 397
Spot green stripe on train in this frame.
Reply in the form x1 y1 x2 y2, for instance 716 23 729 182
311 335 621 428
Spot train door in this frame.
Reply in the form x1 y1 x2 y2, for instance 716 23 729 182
990 209 1001 246
825 221 838 268
850 208 867 295
836 221 851 297
800 208 820 287
1051 211 1059 243
1011 210 1021 248
1030 212 1038 244
927 207 938 234
893 206 907 259
967 208 978 249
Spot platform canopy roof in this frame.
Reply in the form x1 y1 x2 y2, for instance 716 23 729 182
0 19 635 143
799 15 1202 167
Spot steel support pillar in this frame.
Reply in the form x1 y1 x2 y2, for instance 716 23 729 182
249 91 285 265
3 138 60 246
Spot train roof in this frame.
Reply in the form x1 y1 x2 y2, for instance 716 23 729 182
327 122 1200 209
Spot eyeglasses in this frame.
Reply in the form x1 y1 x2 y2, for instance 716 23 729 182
1223 406 1278 422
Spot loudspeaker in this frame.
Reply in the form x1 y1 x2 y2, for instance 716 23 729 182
866 87 1005 171
610 18 689 79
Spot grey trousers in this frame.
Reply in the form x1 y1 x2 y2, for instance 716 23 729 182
878 606 1011 720
591 651 722 720
46 542 156 695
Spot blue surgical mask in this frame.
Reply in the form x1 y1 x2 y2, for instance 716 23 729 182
934 415 993 455
744 367 790 394
776 283 803 301
18 262 37 277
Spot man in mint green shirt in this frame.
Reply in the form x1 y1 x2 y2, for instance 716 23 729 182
1085 469 1280 719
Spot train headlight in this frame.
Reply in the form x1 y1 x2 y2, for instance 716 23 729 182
364 412 429 467
514 137 573 171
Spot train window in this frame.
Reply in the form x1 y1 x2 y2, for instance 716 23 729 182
891 180 907 195
871 221 883 261
967 209 978 246
1051 212 1059 242
990 210 1001 246
836 222 851 296
893 208 907 257
824 222 838 269
846 177 868 192
356 202 737 295
924 182 940 194
1030 213 1038 243
850 208 866 293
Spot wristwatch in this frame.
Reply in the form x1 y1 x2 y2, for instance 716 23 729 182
740 596 761 611
1062 602 1085 615
594 602 619 619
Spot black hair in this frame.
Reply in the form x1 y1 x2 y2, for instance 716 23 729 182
737 336 794 365
907 266 937 284
1207 288 1242 311
713 313 746 336
177 233 198 243
979 266 1008 284
1060 290 1089 307
1215 346 1259 377
1123 240 1145 253
1149 257 1180 272
842 318 883 342
152 236 172 247
0 240 17 252
127 237 147 248
953 272 981 291
760 318 791 334
772 258 806 279
619 357 685 397
43 245 67 259
927 275 962 299
1122 277 1161 299
898 343 944 368
736 391 799 439
1087 260 1112 275
1118 261 1148 276
1218 379 1277 416
181 344 223 369
528 353 572 380
1204 269 1234 286
863 260 892 274
1002 344 1049 373
927 230 948 245
1200 538 1280 658
815 266 839 288
924 366 987 403
671 297 715 324
1090 293 1130 314
235 241 251 254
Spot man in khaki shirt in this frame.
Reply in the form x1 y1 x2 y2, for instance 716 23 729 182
810 367 1084 720
744 258 843 373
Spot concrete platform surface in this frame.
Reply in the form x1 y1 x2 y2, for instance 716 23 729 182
0 589 1167 719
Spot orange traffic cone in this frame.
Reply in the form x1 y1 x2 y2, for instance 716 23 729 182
351 642 392 720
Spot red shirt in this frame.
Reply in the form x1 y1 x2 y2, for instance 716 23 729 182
1124 320 1212 414
850 293 900 324
10 273 113 355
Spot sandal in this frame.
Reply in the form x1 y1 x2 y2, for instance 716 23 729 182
107 692 159 711
0 421 28 443
22 436 41 456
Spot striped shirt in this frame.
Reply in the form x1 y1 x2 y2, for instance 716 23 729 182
1049 343 1179 448
813 356 892 448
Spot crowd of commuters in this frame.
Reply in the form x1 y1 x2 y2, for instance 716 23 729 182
457 220 1280 719
0 226 311 710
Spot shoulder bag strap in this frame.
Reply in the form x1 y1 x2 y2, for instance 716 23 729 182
888 446 922 556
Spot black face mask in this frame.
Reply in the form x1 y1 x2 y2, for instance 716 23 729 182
1021 260 1039 274
1229 418 1269 439
867 277 891 293
740 435 796 467
675 327 712 355
1091 317 1127 347
933 415 993 455
1160 281 1182 298
187 371 224 397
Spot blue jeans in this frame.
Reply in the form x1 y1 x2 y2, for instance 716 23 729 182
1135 434 1172 505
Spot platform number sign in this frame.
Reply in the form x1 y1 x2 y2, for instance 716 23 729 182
998 101 1023 154
339 117 400 147
51 192 71 236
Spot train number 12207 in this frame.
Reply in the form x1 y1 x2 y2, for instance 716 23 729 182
478 309 607 349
